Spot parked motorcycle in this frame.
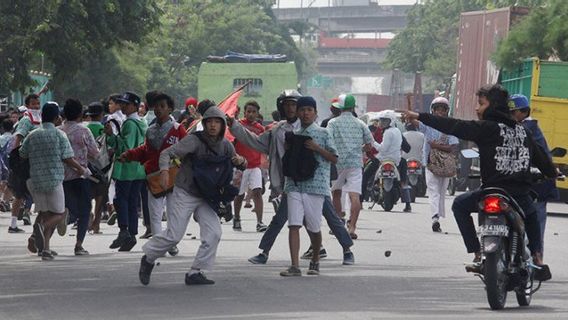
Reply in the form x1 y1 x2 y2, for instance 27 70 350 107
370 160 400 212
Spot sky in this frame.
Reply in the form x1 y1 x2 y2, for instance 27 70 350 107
274 0 417 8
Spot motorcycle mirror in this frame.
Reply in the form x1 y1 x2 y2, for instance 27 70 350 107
550 147 567 158
461 149 479 159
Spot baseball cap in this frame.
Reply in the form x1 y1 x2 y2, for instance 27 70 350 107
85 102 104 116
335 94 356 109
115 91 141 106
509 94 530 111
330 97 340 108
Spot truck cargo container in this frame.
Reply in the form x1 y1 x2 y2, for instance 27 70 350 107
453 7 528 120
501 58 568 201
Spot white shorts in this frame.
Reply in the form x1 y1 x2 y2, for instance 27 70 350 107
331 168 363 194
239 167 263 195
27 181 65 214
287 192 324 233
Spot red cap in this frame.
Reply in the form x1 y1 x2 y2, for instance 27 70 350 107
185 97 198 108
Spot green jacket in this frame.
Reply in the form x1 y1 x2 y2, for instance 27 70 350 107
108 118 147 180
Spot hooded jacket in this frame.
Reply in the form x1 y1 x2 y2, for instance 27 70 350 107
158 106 238 196
417 106 556 196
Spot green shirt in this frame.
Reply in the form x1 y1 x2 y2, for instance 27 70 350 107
20 123 74 192
87 121 104 139
107 117 147 180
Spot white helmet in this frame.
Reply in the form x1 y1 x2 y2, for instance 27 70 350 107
379 110 397 127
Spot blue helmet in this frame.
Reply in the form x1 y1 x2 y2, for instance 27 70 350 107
509 94 530 111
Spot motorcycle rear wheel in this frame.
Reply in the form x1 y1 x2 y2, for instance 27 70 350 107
484 243 509 310
515 268 533 306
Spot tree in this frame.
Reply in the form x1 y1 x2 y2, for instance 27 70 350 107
0 0 161 95
140 0 303 104
384 0 546 83
494 0 568 69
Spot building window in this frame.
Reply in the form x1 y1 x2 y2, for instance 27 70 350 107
233 78 263 97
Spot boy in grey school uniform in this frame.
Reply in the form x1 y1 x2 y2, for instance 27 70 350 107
139 106 246 286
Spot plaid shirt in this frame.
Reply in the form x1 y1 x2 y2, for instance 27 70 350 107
20 123 74 192
327 112 373 170
60 121 99 181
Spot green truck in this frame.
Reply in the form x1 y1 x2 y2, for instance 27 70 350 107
500 58 568 201
197 61 298 116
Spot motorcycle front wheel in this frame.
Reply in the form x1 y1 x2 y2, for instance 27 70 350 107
484 242 509 310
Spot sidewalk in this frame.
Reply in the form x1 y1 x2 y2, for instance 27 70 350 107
547 201 568 217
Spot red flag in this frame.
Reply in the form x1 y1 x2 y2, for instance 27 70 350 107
218 89 242 118
218 82 248 142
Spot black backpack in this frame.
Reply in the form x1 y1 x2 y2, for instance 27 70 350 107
191 132 239 213
282 132 318 184
8 146 30 181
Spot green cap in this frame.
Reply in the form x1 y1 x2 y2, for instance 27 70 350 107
337 94 356 109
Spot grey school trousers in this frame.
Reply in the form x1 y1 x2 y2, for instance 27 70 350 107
142 186 221 271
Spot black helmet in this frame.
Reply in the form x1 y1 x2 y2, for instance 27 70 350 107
276 89 302 118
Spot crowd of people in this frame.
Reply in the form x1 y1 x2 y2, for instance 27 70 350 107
1 84 557 284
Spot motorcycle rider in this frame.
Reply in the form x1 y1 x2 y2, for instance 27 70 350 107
403 84 556 281
369 110 412 212
509 94 558 258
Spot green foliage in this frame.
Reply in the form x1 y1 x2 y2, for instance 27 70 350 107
59 0 303 106
495 0 568 69
0 0 161 95
385 0 482 82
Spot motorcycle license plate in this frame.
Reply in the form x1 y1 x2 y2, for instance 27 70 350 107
478 224 509 237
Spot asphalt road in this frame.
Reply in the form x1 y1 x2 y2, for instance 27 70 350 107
1 195 567 320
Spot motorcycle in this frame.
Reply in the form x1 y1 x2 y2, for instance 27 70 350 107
370 160 400 212
406 158 426 202
464 148 566 310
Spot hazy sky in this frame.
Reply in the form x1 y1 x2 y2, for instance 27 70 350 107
274 0 417 7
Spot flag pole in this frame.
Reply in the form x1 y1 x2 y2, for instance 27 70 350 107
217 80 251 106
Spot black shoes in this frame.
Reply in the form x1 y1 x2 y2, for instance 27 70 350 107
534 264 552 282
118 236 137 252
432 221 442 233
139 255 155 285
168 246 179 256
185 272 215 285
8 226 25 233
110 230 130 249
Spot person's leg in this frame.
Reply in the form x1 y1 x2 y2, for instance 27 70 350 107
534 201 547 255
114 180 131 233
322 195 353 249
75 179 92 248
332 189 343 218
147 191 165 236
143 187 199 262
452 191 482 254
190 204 223 272
347 192 361 234
127 180 143 236
140 181 150 231
425 169 440 219
252 189 264 223
438 176 450 219
289 226 301 267
233 194 244 222
258 195 288 253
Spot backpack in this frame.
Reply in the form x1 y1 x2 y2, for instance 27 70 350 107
8 145 30 181
282 132 318 184
191 132 239 213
